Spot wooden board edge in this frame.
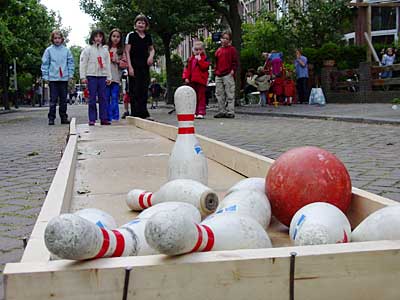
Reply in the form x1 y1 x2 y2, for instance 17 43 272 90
20 134 78 263
69 118 77 136
5 241 400 300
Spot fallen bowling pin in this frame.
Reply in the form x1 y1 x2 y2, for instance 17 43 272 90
121 202 201 256
45 214 137 260
352 205 400 242
145 211 272 256
168 86 208 185
289 202 351 246
74 208 117 229
211 189 271 229
126 179 219 217
226 177 266 196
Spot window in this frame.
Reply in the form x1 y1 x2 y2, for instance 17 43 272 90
372 34 395 45
372 7 396 31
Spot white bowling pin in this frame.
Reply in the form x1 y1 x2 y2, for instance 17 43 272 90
45 214 137 260
211 189 272 229
74 208 117 229
126 179 219 217
226 177 266 196
352 205 400 242
168 86 208 185
145 211 272 256
289 202 351 246
121 202 201 255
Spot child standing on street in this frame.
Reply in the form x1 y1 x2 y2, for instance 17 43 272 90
149 78 162 109
214 30 238 119
41 29 75 125
255 66 270 106
125 14 155 119
80 29 112 126
183 41 210 119
106 28 126 122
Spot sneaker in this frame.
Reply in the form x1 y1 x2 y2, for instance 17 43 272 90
121 111 129 119
225 113 235 119
89 121 95 126
101 120 111 125
48 120 55 125
214 112 225 118
197 114 204 119
61 119 70 124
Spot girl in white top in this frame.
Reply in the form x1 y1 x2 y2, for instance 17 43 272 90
80 29 112 126
381 48 396 79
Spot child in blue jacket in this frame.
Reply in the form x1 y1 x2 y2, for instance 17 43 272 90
41 30 75 125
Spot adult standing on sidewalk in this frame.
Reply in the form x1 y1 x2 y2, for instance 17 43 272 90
41 30 75 125
294 49 309 104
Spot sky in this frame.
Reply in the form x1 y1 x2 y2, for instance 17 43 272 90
40 0 94 47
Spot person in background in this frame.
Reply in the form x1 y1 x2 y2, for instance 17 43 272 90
254 66 270 106
381 47 396 79
149 78 162 109
80 29 112 126
213 30 238 119
183 40 210 119
244 68 258 104
125 14 155 119
41 29 75 125
294 49 309 104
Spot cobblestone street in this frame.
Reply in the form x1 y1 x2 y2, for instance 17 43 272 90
0 104 399 299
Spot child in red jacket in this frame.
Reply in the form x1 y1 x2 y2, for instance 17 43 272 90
271 73 285 104
183 41 210 119
284 77 296 105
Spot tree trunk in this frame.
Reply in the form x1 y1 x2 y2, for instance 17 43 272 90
161 35 174 105
228 0 242 105
0 57 10 110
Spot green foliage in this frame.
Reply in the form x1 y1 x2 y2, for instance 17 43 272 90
391 98 400 104
70 46 83 82
169 54 184 89
319 42 339 61
150 70 166 85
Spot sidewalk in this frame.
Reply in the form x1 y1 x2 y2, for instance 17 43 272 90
207 103 400 125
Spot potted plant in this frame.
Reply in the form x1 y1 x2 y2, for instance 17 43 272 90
319 42 339 67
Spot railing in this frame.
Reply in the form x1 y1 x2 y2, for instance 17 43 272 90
371 64 400 88
329 69 360 92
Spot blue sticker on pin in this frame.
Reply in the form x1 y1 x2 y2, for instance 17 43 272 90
96 221 105 228
194 144 203 154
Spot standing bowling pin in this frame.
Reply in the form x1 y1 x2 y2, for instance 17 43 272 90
74 208 117 229
289 202 351 246
352 205 400 242
145 211 272 256
126 179 219 217
121 202 201 255
226 177 266 196
168 86 208 185
211 189 271 229
45 214 137 260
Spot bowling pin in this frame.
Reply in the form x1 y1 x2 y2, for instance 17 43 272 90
145 211 272 256
74 208 117 229
210 189 271 229
168 86 208 185
352 205 400 242
121 202 201 255
126 179 219 217
45 214 137 260
226 177 266 196
289 202 351 246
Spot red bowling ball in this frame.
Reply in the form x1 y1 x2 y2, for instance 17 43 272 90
266 146 352 226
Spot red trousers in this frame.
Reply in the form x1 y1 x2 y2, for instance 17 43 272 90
190 82 206 115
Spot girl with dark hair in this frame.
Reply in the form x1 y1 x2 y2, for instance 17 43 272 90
105 28 127 121
80 29 112 126
125 14 155 119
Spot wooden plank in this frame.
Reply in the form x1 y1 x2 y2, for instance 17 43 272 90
372 64 400 72
5 241 400 299
372 78 400 86
20 122 78 263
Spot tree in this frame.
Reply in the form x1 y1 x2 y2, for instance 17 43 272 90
70 46 83 82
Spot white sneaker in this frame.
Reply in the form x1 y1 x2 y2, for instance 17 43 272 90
197 114 204 119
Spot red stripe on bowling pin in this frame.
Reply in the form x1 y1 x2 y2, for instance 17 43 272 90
111 230 125 257
95 228 110 258
178 127 195 134
190 224 203 252
138 192 152 209
191 224 215 252
177 114 195 121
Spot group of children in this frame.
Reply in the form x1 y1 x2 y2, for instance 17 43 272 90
41 14 153 126
42 18 241 124
245 51 296 107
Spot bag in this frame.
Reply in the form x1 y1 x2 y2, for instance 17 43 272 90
119 52 129 69
309 88 326 105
